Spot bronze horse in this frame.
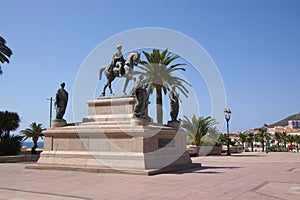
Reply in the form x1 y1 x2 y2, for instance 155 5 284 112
99 52 140 96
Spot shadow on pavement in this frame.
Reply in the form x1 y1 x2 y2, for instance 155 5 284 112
230 154 267 157
167 165 240 175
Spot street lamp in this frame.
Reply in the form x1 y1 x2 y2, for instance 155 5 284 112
47 97 53 127
224 108 232 156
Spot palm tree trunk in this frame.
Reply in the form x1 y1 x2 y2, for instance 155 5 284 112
251 142 254 152
261 138 265 152
33 137 38 147
284 140 287 149
156 85 163 123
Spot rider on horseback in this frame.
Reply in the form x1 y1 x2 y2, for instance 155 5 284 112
108 44 125 77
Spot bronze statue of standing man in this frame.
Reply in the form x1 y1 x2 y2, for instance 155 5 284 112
55 82 68 120
169 85 179 122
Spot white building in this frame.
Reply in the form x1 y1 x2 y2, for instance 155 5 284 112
288 120 300 129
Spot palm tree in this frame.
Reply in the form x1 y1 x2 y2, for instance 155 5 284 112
0 111 20 137
20 122 45 149
254 133 260 150
182 114 218 146
218 133 228 146
282 131 288 149
294 135 300 152
138 48 190 123
0 36 13 75
257 127 267 152
287 134 295 150
274 131 282 147
247 132 255 152
238 132 247 150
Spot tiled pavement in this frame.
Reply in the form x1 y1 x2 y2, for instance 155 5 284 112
0 152 299 200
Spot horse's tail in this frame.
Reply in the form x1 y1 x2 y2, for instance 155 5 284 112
99 66 106 80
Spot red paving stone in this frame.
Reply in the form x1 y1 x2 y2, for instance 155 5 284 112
0 152 299 200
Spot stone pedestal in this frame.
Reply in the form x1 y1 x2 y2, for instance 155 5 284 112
51 119 67 127
30 97 200 175
167 121 181 130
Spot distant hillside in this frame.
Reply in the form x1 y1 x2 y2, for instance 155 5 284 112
268 113 300 127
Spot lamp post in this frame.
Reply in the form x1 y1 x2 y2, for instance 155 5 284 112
224 108 232 156
47 97 53 127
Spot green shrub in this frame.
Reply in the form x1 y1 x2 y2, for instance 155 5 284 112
0 135 23 156
269 146 288 152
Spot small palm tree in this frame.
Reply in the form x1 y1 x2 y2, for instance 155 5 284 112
20 122 45 149
138 48 190 123
274 132 282 147
256 127 267 152
247 132 255 152
294 135 300 152
0 36 13 75
254 133 261 150
182 114 218 146
238 132 247 150
287 134 295 149
218 133 228 146
282 131 288 149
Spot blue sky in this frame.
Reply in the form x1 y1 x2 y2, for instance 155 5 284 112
1 0 300 134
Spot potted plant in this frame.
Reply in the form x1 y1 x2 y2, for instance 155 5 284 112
182 114 218 156
200 129 222 156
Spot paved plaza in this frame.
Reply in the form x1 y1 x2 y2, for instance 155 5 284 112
0 152 299 200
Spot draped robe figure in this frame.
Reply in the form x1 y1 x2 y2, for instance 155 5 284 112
55 82 68 120
169 85 179 122
133 75 148 118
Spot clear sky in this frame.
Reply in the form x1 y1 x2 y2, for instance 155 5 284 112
1 0 300 135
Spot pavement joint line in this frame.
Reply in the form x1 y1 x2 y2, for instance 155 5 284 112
255 191 285 200
212 170 256 188
270 180 300 185
287 167 296 172
250 181 269 192
251 182 285 200
250 181 300 200
0 187 92 200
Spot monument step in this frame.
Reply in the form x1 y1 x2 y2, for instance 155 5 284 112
77 121 131 126
83 114 133 122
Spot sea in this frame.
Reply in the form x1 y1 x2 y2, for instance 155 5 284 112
22 141 44 148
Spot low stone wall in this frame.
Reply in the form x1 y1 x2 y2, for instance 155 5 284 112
230 146 243 153
19 148 43 155
0 155 39 163
187 145 222 156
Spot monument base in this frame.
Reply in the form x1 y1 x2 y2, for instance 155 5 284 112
30 97 200 175
167 121 181 129
51 119 67 127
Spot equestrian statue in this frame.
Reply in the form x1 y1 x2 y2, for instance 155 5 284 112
99 44 140 96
